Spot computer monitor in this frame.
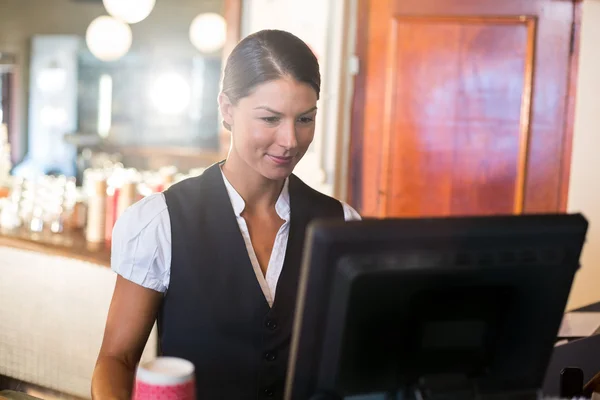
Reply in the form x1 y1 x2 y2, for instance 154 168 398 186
284 214 588 400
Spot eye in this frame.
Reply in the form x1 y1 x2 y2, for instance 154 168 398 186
297 116 314 124
261 116 280 124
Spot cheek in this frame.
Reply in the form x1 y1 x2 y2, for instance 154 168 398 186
235 120 275 150
296 126 315 149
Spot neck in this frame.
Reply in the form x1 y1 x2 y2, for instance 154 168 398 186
221 153 285 213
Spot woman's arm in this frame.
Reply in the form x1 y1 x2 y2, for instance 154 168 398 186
92 275 163 399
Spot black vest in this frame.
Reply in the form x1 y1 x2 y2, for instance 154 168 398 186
159 163 344 399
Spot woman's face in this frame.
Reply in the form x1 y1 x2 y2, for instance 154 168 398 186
220 77 318 181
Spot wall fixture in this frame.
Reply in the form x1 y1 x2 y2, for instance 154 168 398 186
97 74 113 138
102 0 156 24
189 13 227 54
37 61 67 93
86 16 132 62
40 106 68 128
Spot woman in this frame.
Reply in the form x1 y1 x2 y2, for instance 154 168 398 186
92 29 360 399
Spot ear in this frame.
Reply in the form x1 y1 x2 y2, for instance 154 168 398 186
219 92 235 129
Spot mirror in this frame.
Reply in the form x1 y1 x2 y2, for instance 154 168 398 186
77 49 222 150
2 0 229 178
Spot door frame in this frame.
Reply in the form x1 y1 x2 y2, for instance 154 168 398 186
219 0 243 158
347 0 583 216
559 1 583 211
0 53 19 164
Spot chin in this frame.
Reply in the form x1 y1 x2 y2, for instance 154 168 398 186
260 163 296 181
264 168 294 181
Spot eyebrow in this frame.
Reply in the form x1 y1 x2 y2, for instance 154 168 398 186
253 106 318 116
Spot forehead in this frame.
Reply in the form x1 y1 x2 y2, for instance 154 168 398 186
238 78 318 112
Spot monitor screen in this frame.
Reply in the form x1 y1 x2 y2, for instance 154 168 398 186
284 213 588 400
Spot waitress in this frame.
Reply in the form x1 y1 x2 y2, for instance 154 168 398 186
91 29 360 399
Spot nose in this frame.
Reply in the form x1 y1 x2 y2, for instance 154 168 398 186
277 120 298 151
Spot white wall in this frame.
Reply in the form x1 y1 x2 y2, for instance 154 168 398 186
566 0 600 310
241 0 356 198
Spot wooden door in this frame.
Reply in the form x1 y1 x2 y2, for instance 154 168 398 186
349 0 580 218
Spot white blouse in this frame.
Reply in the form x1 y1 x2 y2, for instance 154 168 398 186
111 170 361 306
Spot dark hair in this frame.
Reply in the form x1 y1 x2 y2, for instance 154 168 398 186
220 29 321 131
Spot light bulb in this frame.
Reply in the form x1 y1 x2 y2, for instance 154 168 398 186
102 0 156 24
86 16 132 62
149 72 191 115
189 13 227 54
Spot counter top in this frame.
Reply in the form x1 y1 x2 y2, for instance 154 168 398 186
0 227 110 267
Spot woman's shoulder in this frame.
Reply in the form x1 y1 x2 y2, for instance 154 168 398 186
289 174 361 221
340 201 361 221
111 193 171 293
112 193 171 242
118 192 169 226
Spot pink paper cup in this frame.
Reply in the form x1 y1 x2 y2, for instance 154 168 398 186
133 357 196 400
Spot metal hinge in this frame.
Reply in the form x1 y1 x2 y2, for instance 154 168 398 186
349 55 360 76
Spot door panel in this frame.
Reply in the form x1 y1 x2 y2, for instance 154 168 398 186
351 0 576 218
387 17 534 217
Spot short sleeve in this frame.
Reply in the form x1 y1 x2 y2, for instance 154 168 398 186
111 193 172 293
341 201 362 221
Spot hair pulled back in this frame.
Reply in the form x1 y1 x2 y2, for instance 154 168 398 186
220 29 320 131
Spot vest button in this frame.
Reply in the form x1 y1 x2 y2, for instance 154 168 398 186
263 387 275 397
264 351 277 361
265 319 278 330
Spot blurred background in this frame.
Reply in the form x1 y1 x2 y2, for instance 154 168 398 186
1 0 600 398
2 0 225 178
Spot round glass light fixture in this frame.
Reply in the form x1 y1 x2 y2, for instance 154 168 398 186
102 0 156 24
86 16 132 62
189 13 227 54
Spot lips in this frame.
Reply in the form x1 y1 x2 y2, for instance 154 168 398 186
268 155 294 165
